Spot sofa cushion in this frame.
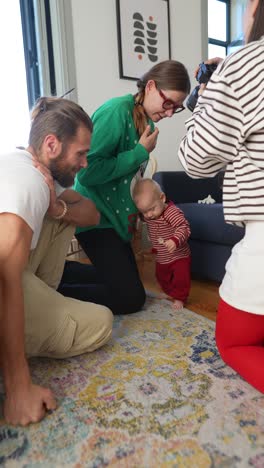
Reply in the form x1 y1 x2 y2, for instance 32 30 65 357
177 203 245 246
154 171 223 203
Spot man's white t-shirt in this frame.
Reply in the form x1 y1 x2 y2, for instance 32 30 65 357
0 149 65 249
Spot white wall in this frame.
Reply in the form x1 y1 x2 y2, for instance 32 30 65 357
71 0 208 171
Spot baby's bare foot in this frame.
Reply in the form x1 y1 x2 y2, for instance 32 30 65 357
172 299 184 310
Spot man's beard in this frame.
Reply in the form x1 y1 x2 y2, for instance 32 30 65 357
49 155 75 188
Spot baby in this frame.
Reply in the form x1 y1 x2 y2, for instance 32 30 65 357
133 178 191 310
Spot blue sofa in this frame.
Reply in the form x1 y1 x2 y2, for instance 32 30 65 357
153 171 245 282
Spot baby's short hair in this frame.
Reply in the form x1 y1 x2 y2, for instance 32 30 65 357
132 178 162 200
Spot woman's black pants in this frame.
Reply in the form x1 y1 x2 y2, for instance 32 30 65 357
58 228 146 315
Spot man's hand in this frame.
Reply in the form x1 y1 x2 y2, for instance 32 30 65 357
164 239 176 253
139 125 159 154
4 382 57 426
0 213 56 427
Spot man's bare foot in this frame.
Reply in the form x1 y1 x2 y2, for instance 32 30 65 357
172 299 184 310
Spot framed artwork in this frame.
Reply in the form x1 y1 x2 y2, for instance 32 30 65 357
116 0 171 80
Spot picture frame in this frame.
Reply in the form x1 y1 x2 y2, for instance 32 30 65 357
116 0 171 81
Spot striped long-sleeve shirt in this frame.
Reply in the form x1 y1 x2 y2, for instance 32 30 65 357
178 36 264 227
145 201 191 264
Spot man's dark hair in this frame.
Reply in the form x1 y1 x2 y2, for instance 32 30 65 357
29 97 93 151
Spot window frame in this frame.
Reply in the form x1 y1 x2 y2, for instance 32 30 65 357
20 0 76 110
20 0 41 109
208 0 231 56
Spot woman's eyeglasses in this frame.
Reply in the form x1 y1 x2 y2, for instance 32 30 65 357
158 89 185 114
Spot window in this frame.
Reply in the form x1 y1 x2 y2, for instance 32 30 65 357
208 0 230 59
0 0 75 153
20 0 76 106
20 0 55 109
228 0 247 54
0 0 30 151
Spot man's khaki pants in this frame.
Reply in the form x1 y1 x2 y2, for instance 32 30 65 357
23 217 113 358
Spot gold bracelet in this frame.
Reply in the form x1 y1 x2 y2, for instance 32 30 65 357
54 199 68 219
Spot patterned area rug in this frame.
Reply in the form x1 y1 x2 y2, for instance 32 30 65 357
1 297 264 467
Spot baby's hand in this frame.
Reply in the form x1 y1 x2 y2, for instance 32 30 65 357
164 239 176 253
158 237 164 245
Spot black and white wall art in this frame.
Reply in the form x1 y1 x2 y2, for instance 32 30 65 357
116 0 171 80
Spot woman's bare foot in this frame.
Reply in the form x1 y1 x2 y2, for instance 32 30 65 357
172 299 184 310
145 290 168 300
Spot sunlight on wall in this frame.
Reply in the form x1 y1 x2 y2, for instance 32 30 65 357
0 0 30 153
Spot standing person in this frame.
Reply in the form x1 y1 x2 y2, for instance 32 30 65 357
59 60 191 315
0 96 113 426
133 178 191 310
178 0 264 393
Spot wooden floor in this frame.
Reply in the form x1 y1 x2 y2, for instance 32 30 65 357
137 252 219 322
73 246 220 322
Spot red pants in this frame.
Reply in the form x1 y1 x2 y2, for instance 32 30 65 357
216 299 264 393
156 256 191 302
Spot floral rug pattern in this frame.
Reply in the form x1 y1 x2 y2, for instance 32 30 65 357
1 297 264 467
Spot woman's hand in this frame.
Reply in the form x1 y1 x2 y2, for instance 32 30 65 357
198 83 207 96
195 57 224 97
33 157 66 218
139 125 159 154
194 57 223 78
